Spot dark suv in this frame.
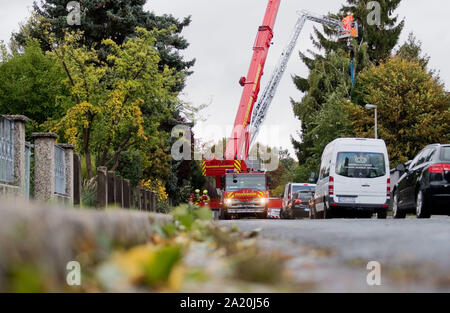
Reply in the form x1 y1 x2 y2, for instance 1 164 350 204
282 186 315 219
392 144 450 219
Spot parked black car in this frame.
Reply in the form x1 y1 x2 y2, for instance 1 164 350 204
283 187 315 219
392 144 450 219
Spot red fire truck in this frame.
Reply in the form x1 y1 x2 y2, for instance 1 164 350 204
202 0 358 219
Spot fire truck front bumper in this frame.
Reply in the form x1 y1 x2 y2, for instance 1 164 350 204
226 208 267 214
224 198 268 214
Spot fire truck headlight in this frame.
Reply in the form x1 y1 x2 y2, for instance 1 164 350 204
259 198 268 206
224 198 232 206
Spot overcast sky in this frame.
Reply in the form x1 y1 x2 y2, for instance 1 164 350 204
1 0 449 158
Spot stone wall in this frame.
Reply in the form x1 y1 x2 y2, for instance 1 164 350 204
31 132 77 204
1 115 29 196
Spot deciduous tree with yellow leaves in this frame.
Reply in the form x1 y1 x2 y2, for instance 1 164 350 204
346 56 450 167
49 28 180 178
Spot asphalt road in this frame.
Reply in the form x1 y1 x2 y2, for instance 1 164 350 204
219 216 450 292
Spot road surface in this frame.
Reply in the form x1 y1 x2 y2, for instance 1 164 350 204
219 217 450 292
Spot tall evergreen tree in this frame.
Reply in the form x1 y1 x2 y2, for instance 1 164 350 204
295 0 404 95
12 0 194 91
291 0 404 173
396 32 430 70
310 0 403 65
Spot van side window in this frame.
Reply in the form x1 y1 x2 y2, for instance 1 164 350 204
319 154 330 180
324 154 331 178
319 165 324 180
319 155 326 180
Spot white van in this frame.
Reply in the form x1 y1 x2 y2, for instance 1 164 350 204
313 138 390 219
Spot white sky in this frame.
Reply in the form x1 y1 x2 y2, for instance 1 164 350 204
1 0 449 159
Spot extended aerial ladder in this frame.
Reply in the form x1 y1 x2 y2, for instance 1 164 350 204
203 0 281 187
203 0 358 189
250 10 358 148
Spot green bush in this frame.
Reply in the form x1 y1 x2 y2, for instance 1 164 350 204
97 151 143 187
116 151 143 187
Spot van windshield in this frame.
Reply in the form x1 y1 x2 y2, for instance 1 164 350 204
336 152 386 178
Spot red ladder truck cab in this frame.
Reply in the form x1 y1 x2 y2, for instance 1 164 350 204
221 170 270 219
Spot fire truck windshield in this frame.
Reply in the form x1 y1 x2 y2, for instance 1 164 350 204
225 174 266 191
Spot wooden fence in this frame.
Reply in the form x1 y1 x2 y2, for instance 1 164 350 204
96 167 158 211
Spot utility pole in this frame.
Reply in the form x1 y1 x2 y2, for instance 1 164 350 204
365 104 378 139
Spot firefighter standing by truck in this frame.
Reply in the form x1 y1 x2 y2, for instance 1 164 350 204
201 190 210 203
193 189 201 205
190 189 210 207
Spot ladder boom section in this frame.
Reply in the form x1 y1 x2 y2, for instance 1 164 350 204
224 0 281 161
302 10 345 32
249 10 345 147
250 14 307 147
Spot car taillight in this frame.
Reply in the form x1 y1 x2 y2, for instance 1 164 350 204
294 199 302 204
329 176 334 196
429 163 450 173
387 178 391 198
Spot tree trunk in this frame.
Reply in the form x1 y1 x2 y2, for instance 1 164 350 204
106 134 133 172
83 127 94 179
111 155 120 172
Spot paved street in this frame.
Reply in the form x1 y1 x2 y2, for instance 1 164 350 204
219 217 450 292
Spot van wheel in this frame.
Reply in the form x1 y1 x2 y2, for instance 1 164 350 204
416 190 431 219
324 202 333 219
392 192 406 219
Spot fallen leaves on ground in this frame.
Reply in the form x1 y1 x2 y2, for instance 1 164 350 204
94 204 297 292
